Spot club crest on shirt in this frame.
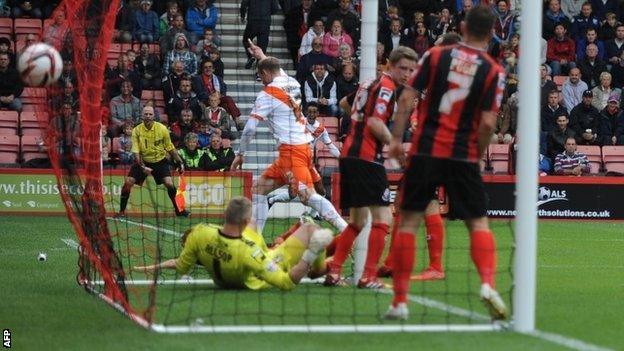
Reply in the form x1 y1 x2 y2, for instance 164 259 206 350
382 188 391 202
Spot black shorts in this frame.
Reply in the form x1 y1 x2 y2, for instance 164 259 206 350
128 158 172 186
339 157 390 209
400 155 487 220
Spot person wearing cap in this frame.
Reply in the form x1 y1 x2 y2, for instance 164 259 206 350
133 0 160 43
598 94 624 145
591 71 621 111
562 68 588 113
570 89 601 145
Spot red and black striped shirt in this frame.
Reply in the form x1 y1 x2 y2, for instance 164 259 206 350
341 73 396 163
408 43 505 163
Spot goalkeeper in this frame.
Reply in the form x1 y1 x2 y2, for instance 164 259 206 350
133 197 333 290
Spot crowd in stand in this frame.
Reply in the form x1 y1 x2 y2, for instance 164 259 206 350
2 0 624 175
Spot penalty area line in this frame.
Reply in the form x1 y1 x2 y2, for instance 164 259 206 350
108 217 181 237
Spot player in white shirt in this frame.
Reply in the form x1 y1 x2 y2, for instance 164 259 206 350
231 40 347 236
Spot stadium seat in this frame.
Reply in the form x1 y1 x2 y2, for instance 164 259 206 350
576 145 602 174
20 111 46 135
141 90 155 101
20 134 47 162
159 113 168 125
318 116 339 135
601 145 624 174
20 87 47 105
13 19 42 41
0 110 18 135
0 134 19 164
317 156 338 170
488 143 510 174
0 18 13 38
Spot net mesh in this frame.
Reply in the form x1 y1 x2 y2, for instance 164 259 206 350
34 0 514 331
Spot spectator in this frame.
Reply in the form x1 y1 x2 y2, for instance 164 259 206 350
548 114 577 160
454 0 473 25
59 56 77 86
547 23 576 76
492 91 518 144
542 90 569 133
379 5 401 40
178 132 205 170
561 0 585 21
101 127 111 163
540 64 559 105
162 60 187 106
241 0 278 70
543 0 571 40
332 43 359 74
117 122 135 165
186 0 219 45
605 24 624 66
18 34 38 57
562 68 588 112
570 90 602 144
591 72 621 110
598 12 619 41
304 64 338 116
219 132 235 169
207 48 224 79
133 0 159 43
589 0 619 21
322 20 354 59
195 28 219 57
431 8 458 39
135 43 161 90
193 59 241 119
43 10 69 50
570 2 600 40
0 38 15 69
163 33 198 75
493 0 516 43
325 0 361 48
12 0 42 18
126 49 137 70
284 0 313 66
160 14 192 55
51 80 79 112
0 53 22 112
297 36 333 83
599 94 624 145
335 62 358 103
169 77 203 123
382 18 406 57
159 1 180 37
553 137 591 175
299 19 326 59
308 0 339 25
201 91 242 135
106 54 142 99
47 103 81 161
377 42 389 72
201 133 234 171
575 27 605 61
403 21 433 58
577 43 607 89
170 108 200 147
115 0 139 43
197 120 215 148
109 80 142 136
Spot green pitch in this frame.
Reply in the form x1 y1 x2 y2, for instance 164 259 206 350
0 216 621 350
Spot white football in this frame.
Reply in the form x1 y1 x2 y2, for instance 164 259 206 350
17 43 63 87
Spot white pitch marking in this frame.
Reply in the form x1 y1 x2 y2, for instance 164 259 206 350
61 238 79 249
528 330 614 351
108 217 181 237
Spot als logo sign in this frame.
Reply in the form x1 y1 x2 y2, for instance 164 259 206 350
537 186 568 206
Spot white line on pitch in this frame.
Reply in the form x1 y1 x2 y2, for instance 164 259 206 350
529 330 614 351
108 217 181 237
61 238 79 249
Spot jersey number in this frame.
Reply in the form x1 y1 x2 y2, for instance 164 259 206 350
438 66 475 115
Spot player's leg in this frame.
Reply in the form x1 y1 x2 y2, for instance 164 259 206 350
324 206 369 285
377 212 400 277
412 200 446 281
154 160 188 217
358 205 392 287
117 163 145 216
252 175 282 235
272 223 332 282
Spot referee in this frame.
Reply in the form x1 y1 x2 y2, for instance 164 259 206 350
116 105 190 218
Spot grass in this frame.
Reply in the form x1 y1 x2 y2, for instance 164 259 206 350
0 216 621 350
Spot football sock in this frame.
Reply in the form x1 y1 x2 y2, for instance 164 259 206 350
382 217 400 269
470 230 497 287
327 223 360 273
424 213 445 272
391 232 415 306
363 223 389 278
252 194 269 235
307 193 347 231
166 185 181 213
119 189 130 212
268 191 291 205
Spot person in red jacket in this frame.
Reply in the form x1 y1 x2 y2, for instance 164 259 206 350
547 23 576 76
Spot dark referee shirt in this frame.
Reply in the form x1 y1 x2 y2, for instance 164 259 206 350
408 43 506 163
341 73 397 164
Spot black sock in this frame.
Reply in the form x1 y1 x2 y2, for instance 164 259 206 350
167 186 180 213
120 190 130 212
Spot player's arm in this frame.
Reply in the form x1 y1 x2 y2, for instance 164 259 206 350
230 116 259 170
133 258 177 272
367 86 395 145
131 129 150 173
319 129 340 157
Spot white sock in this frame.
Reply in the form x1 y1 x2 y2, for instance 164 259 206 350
306 206 320 218
252 194 269 235
307 193 347 231
268 191 291 205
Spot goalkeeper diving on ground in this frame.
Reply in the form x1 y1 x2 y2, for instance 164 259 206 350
133 197 332 290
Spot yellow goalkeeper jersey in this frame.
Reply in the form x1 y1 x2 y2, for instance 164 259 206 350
131 121 175 163
175 223 298 291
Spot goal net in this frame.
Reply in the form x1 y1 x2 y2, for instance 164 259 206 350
37 0 517 333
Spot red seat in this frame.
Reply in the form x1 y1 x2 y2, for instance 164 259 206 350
20 134 47 162
318 116 338 135
0 134 19 164
0 110 18 135
488 143 510 174
601 145 624 174
576 145 602 174
141 90 155 101
20 111 46 135
20 87 47 105
0 18 13 38
14 19 42 41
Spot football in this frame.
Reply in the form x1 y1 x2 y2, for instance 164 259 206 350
17 43 63 87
